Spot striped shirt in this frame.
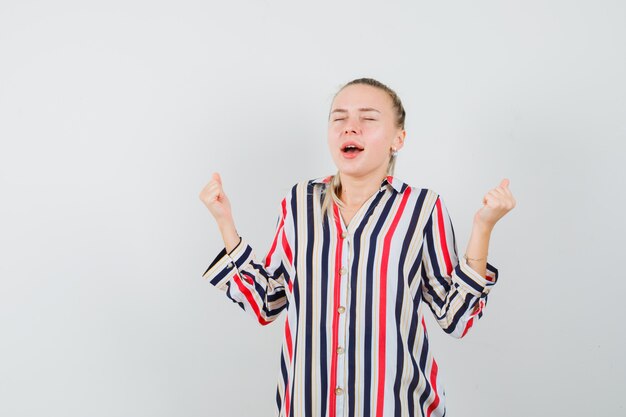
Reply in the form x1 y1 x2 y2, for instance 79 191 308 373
203 175 498 417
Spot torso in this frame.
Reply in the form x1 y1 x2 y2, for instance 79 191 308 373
276 177 449 416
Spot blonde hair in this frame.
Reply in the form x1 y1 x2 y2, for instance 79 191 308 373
321 78 405 216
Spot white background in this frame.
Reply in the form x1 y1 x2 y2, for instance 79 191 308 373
1 1 625 416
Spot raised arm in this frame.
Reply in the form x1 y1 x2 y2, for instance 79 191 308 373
463 178 516 277
420 179 515 338
199 173 294 325
199 172 240 252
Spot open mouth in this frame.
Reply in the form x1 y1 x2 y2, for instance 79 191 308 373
341 143 364 154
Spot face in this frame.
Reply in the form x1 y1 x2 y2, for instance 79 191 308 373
327 84 405 180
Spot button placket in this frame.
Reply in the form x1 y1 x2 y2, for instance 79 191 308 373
335 229 351 415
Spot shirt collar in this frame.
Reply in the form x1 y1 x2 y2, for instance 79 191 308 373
312 175 405 193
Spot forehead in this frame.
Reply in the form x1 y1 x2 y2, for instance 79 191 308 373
331 84 393 110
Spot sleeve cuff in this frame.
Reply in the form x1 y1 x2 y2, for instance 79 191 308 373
201 237 253 290
453 256 499 297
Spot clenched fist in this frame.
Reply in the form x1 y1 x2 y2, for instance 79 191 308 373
199 172 233 224
473 178 516 229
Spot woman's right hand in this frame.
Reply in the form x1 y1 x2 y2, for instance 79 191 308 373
199 172 233 224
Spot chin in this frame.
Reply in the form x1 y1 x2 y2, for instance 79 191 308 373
331 158 357 175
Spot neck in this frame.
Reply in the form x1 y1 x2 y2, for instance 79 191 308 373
338 170 387 208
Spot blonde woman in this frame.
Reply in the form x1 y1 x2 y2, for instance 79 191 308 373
199 78 516 417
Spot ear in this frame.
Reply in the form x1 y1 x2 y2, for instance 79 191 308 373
392 130 406 151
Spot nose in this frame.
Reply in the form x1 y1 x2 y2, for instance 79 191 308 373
343 119 360 135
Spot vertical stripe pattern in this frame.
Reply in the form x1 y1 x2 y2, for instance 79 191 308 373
203 176 499 417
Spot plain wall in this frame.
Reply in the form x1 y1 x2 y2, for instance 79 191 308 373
1 0 625 416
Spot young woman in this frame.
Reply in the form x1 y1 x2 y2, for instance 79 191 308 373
199 78 516 417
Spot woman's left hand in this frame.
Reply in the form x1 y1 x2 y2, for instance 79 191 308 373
473 178 516 230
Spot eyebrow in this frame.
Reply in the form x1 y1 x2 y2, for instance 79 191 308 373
330 107 381 115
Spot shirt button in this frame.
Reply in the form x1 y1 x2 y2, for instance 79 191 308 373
339 267 347 276
338 306 346 314
335 387 344 395
226 262 234 269
341 231 347 239
337 346 344 354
